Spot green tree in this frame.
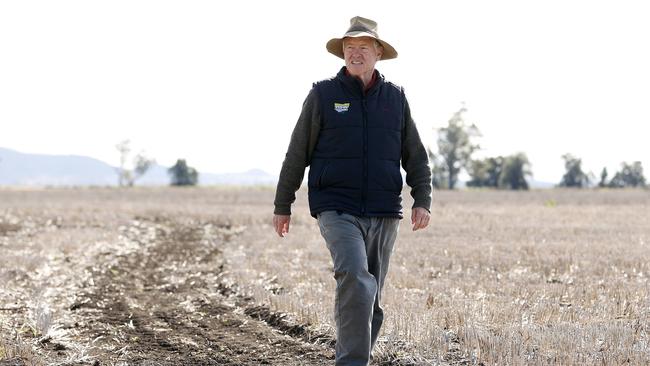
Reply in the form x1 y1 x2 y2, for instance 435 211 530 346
559 154 590 188
598 167 608 188
608 161 646 188
498 153 531 190
133 154 154 183
467 156 503 188
115 139 154 187
427 148 448 189
168 159 198 186
436 106 480 189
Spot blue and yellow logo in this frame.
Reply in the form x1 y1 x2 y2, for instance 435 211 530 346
334 102 350 113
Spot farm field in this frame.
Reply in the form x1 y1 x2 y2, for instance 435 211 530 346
1 187 649 365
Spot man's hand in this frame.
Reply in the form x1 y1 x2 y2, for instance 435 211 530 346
411 207 430 231
273 214 291 237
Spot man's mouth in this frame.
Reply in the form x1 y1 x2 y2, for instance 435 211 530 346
351 61 363 65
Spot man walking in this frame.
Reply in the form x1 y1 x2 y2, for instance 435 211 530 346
273 16 432 366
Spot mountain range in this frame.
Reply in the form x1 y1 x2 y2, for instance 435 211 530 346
0 147 553 188
0 147 278 186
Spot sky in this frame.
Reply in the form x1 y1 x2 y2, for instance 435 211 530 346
1 0 649 184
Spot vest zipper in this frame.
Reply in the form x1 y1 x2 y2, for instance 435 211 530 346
361 98 368 215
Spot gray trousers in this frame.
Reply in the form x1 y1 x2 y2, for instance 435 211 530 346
317 211 400 366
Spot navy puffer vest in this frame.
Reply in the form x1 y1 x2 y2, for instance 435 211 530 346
308 67 405 218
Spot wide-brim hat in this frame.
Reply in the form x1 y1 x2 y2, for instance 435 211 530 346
326 16 398 60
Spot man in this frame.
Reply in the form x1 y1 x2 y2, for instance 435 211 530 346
273 16 432 366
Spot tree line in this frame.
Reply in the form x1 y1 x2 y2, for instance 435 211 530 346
115 140 198 187
429 107 647 190
114 106 646 190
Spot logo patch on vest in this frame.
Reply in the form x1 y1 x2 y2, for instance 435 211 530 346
334 102 350 113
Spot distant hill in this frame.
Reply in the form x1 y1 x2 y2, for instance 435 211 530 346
0 147 278 186
0 147 116 186
0 147 553 188
529 179 555 189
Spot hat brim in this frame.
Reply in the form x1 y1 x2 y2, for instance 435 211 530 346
326 33 398 60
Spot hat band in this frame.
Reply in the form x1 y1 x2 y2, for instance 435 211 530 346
346 26 378 38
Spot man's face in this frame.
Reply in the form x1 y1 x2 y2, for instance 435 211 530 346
343 37 383 78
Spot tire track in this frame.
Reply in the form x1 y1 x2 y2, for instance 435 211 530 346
69 216 334 365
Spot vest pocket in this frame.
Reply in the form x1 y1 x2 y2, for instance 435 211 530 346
317 161 330 189
318 159 362 190
368 159 402 192
308 159 331 189
386 161 403 192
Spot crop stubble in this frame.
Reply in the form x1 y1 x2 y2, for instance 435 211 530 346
1 187 649 365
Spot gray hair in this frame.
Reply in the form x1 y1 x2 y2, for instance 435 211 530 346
341 38 384 56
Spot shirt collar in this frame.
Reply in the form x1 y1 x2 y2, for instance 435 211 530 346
344 68 379 95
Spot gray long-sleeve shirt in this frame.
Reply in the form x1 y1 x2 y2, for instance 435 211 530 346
273 86 432 216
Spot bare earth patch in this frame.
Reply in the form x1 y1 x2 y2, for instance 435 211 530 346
65 217 334 365
0 191 336 365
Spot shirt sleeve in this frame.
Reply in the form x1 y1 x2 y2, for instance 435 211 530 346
273 87 321 215
401 95 433 211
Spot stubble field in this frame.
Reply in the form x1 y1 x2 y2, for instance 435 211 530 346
0 187 648 365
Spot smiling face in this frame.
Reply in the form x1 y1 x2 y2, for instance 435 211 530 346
343 36 383 81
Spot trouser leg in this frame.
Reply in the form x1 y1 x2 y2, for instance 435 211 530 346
366 217 399 353
318 211 375 366
317 211 400 366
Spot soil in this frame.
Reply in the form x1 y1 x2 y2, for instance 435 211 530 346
3 215 336 366
74 216 337 365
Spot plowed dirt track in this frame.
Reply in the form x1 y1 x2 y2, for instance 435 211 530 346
0 189 338 366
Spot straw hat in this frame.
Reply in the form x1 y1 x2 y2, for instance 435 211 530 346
326 16 398 60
